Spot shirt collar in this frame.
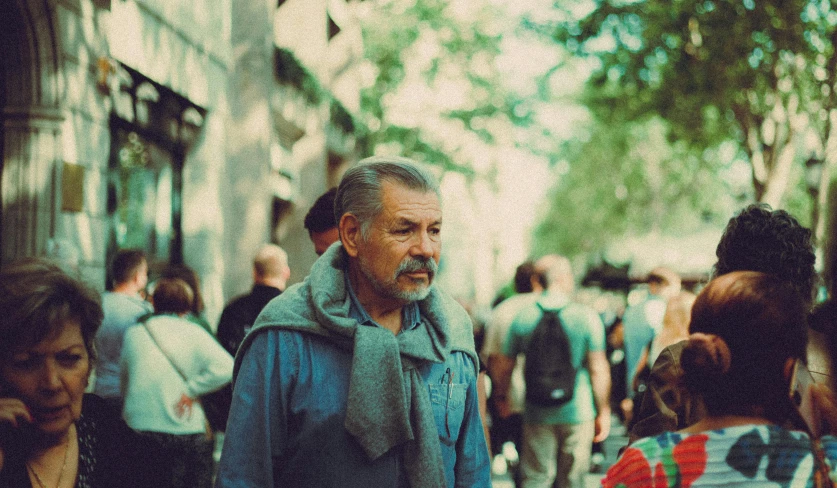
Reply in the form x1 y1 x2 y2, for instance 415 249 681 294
538 290 571 310
344 270 422 332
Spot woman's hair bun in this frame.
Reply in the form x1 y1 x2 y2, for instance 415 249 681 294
682 333 732 378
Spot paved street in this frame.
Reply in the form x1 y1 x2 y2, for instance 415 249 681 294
490 417 628 488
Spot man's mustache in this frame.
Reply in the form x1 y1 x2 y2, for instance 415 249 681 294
396 257 438 278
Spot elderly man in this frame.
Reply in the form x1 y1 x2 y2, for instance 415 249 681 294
217 157 490 487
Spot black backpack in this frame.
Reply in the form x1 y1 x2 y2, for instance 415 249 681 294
524 307 577 407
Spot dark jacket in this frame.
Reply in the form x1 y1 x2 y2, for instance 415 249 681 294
216 284 282 356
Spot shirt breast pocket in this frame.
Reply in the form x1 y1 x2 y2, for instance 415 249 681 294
428 382 467 446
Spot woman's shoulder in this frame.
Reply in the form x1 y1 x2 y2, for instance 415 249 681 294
625 424 811 454
606 425 815 488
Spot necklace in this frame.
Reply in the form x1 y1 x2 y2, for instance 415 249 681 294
26 430 71 488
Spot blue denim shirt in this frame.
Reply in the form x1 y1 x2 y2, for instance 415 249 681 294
217 280 490 487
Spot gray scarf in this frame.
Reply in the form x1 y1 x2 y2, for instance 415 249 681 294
233 244 478 488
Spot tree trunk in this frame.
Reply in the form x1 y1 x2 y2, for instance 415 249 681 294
823 175 837 297
759 142 796 208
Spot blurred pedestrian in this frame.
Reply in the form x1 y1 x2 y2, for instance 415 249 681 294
217 244 290 356
493 255 611 488
629 204 824 442
482 260 545 483
647 291 696 368
303 187 339 256
93 249 152 410
620 267 680 424
604 272 821 487
160 264 211 333
121 278 233 488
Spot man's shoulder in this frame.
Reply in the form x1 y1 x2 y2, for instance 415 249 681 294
495 293 539 315
245 325 327 346
483 294 539 355
220 290 260 315
508 297 547 326
423 286 471 330
250 281 314 324
102 292 149 315
560 301 601 327
102 291 138 303
236 325 349 373
531 294 596 324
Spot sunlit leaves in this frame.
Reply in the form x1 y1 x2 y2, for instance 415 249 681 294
540 0 837 207
532 116 739 259
358 0 538 171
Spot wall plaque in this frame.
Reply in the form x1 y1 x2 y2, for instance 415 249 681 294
61 163 85 212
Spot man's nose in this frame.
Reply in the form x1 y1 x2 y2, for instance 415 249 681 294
411 231 435 258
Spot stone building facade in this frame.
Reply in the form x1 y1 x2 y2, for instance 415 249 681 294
2 0 364 325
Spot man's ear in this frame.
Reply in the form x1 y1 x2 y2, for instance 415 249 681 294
339 214 362 258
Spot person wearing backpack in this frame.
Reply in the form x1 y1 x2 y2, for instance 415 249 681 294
492 255 611 488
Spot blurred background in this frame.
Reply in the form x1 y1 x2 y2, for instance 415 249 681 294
2 0 835 324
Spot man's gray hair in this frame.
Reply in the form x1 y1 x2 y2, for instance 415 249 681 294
334 156 441 239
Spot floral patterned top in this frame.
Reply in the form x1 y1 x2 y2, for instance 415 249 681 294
603 424 837 488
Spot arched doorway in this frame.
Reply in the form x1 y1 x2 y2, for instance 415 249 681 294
0 0 63 266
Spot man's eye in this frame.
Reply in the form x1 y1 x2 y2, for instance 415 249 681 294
394 228 411 235
429 228 441 235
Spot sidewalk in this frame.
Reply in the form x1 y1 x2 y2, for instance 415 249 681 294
490 417 628 488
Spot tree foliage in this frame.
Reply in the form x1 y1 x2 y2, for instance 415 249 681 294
358 0 537 174
532 115 744 259
539 0 837 208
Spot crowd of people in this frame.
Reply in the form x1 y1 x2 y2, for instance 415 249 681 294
0 156 837 488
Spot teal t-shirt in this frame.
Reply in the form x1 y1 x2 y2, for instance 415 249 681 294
502 292 606 425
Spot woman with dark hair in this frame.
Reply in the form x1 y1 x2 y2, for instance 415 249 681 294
121 278 232 488
0 258 146 487
603 271 837 487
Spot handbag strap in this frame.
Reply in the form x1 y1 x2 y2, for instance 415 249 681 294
142 319 189 383
141 318 214 439
811 438 836 488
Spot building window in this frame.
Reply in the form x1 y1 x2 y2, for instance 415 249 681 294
109 129 174 269
107 65 205 277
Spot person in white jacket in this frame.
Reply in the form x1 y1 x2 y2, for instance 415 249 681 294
121 277 233 488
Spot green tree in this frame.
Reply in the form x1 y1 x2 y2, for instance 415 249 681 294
359 0 537 175
538 0 837 232
532 115 743 260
